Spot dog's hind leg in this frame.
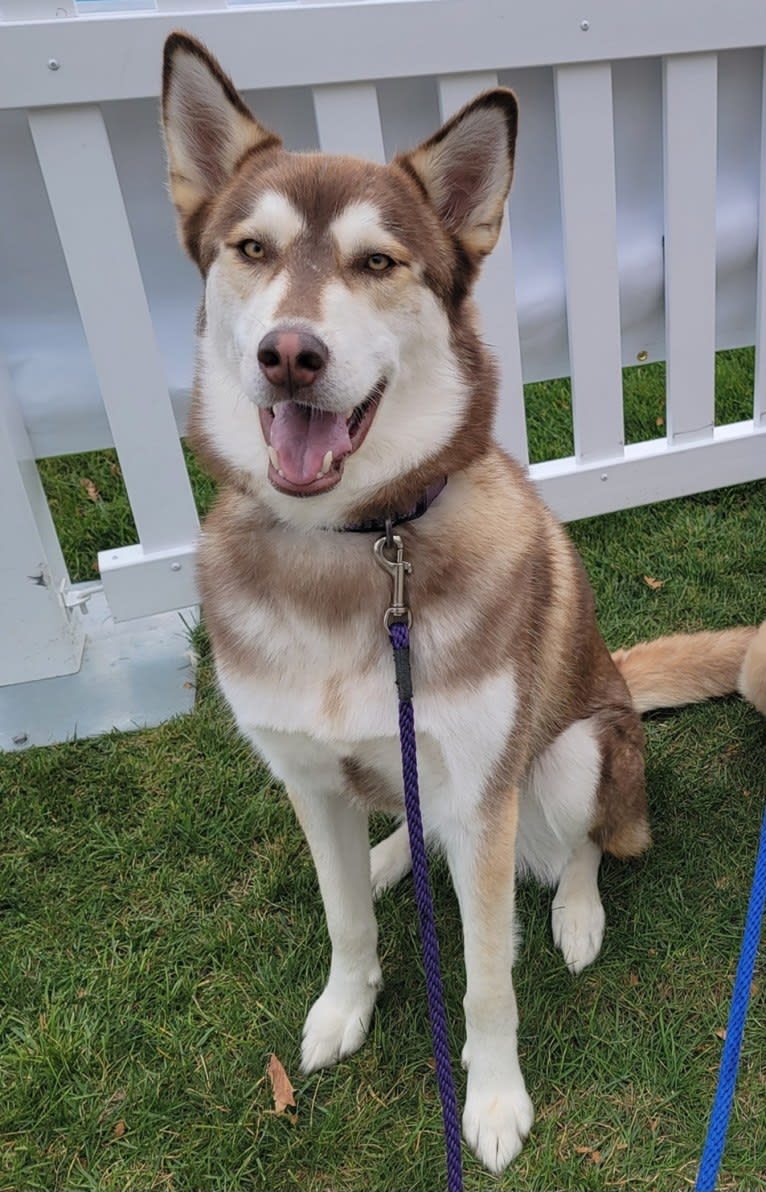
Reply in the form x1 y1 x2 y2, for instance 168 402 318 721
370 822 412 898
551 838 604 974
518 717 612 973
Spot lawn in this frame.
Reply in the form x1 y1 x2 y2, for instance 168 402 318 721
0 351 764 1191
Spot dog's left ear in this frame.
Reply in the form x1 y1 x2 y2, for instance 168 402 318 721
397 89 517 259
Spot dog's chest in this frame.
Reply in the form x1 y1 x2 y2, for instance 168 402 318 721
216 595 401 741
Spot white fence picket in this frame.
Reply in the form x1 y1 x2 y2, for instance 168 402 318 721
662 53 718 444
27 104 199 617
438 72 529 466
312 83 385 162
554 62 624 463
755 46 766 430
0 360 84 688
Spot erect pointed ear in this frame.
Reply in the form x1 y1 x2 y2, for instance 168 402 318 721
162 33 281 235
397 89 518 259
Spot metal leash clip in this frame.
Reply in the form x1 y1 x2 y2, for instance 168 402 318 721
373 524 413 629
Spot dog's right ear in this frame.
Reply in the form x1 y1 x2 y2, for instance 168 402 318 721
162 33 281 256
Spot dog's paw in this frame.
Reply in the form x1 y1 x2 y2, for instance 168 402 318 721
551 891 605 975
370 825 411 900
300 976 380 1074
462 1081 534 1174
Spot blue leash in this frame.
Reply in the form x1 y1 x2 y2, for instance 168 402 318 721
696 801 766 1191
376 529 464 1192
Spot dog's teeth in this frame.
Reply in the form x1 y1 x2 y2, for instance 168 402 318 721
277 469 285 478
319 450 333 477
345 408 354 419
267 446 280 470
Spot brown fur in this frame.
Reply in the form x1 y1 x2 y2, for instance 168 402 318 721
612 627 758 715
738 620 766 715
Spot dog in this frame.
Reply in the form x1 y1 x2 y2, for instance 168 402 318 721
161 33 763 1173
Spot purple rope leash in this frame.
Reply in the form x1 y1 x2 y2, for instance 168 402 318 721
389 620 464 1192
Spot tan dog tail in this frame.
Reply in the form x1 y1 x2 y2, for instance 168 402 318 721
738 620 766 715
612 624 763 714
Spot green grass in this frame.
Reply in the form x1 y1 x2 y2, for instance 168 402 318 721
1 352 765 1191
525 347 755 464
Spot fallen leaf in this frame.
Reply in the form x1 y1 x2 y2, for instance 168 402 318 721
655 416 665 428
629 972 639 987
80 477 101 502
715 1028 727 1041
113 1120 126 1138
643 575 664 590
267 1053 296 1115
575 1146 602 1163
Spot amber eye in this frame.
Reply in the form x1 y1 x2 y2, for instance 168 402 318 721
239 239 265 261
366 253 395 272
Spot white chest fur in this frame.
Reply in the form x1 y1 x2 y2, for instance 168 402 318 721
217 594 520 828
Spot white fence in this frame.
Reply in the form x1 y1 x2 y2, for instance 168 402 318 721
1 0 766 746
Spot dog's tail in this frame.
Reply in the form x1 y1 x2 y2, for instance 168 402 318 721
612 622 766 715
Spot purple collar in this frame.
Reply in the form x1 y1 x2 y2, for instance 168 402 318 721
340 476 448 533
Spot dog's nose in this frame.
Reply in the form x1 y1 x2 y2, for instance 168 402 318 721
257 328 329 391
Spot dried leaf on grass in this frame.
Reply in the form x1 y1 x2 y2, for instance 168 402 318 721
113 1120 126 1139
643 575 664 590
80 478 101 502
575 1145 602 1163
267 1053 296 1116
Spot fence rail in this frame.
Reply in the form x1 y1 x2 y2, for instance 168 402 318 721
1 0 766 743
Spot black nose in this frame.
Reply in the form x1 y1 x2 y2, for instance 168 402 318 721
257 327 329 391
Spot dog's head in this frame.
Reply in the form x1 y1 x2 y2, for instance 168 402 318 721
162 33 517 527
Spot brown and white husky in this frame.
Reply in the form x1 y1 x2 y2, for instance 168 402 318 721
161 33 764 1172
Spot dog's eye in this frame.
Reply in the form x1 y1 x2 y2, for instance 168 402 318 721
366 253 395 272
239 239 266 261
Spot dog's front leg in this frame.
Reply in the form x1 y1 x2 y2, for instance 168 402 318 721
289 784 382 1073
443 787 534 1174
248 729 381 1073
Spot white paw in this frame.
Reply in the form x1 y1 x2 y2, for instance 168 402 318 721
300 977 380 1074
370 826 411 900
462 1081 534 1174
551 892 605 975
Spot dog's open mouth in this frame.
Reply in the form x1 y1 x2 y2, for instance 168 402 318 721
258 380 386 496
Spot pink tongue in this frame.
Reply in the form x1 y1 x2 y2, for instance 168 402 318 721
270 401 353 486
